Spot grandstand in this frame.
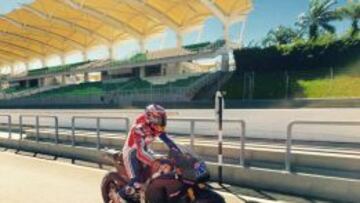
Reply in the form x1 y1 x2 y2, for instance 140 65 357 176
0 0 252 107
28 73 206 97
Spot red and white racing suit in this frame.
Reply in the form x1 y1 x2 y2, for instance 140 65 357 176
122 113 178 181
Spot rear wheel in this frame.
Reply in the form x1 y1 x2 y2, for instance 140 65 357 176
101 172 127 203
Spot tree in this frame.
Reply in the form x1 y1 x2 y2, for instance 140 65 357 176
336 2 360 37
297 0 338 40
262 26 300 47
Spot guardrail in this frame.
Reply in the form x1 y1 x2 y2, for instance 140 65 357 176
19 115 59 143
168 118 246 166
286 120 360 172
3 114 360 181
71 116 130 149
0 115 11 139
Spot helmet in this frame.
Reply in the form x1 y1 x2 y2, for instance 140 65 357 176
145 104 167 132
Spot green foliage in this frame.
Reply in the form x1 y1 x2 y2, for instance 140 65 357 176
234 38 360 72
262 26 300 46
232 0 360 100
336 2 360 37
223 66 360 99
296 0 338 39
231 33 360 99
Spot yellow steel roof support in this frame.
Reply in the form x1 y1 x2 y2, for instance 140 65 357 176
228 0 252 22
0 40 45 57
199 0 228 24
0 15 86 50
0 56 13 64
59 0 143 40
0 49 28 61
0 0 252 68
0 53 15 61
198 0 251 47
22 5 112 43
118 0 182 32
0 31 65 53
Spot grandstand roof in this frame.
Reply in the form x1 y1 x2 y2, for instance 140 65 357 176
0 0 252 66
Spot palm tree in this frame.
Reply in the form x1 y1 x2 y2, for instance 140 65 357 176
297 0 338 40
262 26 299 47
336 2 360 37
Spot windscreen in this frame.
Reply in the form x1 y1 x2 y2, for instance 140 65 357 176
169 145 209 183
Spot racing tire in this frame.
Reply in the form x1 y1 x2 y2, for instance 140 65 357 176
101 172 127 203
194 189 226 203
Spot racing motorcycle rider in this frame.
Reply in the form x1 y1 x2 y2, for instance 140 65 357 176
116 104 181 202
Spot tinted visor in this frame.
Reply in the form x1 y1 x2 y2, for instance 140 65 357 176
150 113 166 127
160 115 167 127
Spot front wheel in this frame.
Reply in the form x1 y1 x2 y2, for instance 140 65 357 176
194 189 226 203
101 172 127 203
145 177 185 203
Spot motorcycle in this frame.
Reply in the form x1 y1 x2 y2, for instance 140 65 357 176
101 145 226 203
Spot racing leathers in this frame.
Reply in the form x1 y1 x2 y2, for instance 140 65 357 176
119 113 179 200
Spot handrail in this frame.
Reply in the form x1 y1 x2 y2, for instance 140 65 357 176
168 118 246 166
19 115 59 143
286 120 360 172
12 114 246 167
71 116 130 149
0 115 11 139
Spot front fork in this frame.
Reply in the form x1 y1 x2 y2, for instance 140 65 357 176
188 183 208 202
140 190 146 203
187 187 196 202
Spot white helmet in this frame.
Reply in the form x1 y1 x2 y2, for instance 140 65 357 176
145 104 167 131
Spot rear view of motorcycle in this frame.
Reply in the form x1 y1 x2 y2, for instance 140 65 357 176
101 146 225 203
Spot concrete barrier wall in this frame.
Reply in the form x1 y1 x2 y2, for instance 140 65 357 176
0 138 107 165
207 163 360 202
1 138 359 202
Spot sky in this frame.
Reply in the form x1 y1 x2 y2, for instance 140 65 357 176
0 0 353 72
244 0 350 45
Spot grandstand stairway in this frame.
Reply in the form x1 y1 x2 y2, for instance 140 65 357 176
193 71 233 100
